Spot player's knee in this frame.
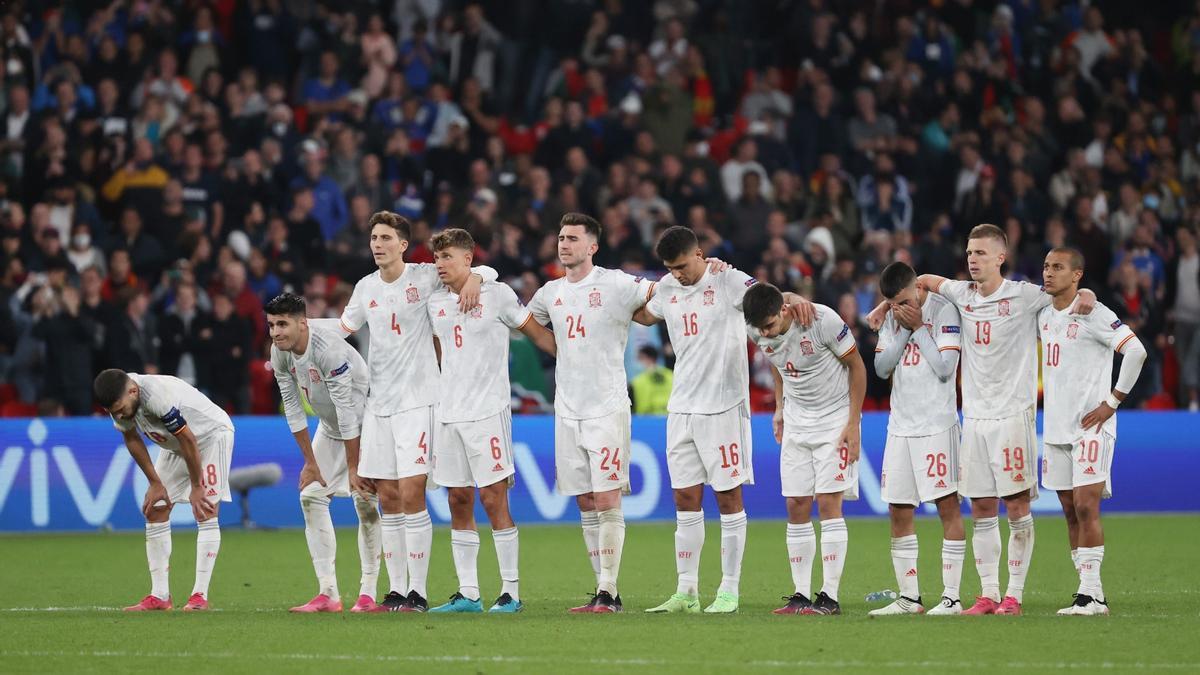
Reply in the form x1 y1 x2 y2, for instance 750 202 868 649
1073 499 1098 523
575 493 596 512
479 487 507 515
353 493 380 522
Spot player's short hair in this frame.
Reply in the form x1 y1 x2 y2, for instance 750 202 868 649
967 223 1007 248
742 282 784 328
560 212 602 240
879 262 916 300
93 368 130 409
430 227 474 253
264 292 306 317
1049 246 1085 272
655 226 699 263
367 211 412 242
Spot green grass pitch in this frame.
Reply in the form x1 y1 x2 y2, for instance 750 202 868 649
1 514 1198 673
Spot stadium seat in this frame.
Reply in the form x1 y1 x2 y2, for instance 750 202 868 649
0 383 16 405
1 400 38 417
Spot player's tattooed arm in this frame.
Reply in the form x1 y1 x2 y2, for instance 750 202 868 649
838 347 867 464
632 306 662 326
771 364 784 444
176 426 217 522
781 292 816 327
123 429 168 518
520 317 558 356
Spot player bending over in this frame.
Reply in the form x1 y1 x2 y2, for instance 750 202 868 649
426 229 557 614
912 223 1095 616
869 262 967 616
336 211 496 612
266 293 382 613
93 369 234 612
1040 248 1146 615
744 283 865 616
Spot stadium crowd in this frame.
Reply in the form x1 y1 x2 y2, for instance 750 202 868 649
1 0 1199 417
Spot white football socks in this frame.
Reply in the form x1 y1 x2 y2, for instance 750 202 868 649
891 534 919 600
300 490 338 598
1077 545 1105 600
718 511 747 597
973 516 1002 601
406 510 433 599
353 493 381 598
145 522 172 600
450 529 481 601
192 518 221 598
1005 515 1035 603
380 512 408 594
493 526 520 600
819 518 848 602
786 521 816 598
580 510 601 586
675 510 705 596
941 538 966 602
597 508 625 596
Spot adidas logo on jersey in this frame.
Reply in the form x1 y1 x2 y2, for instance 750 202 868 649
554 298 563 306
934 479 947 488
438 309 446 317
1083 466 1096 475
607 472 620 481
730 469 740 478
205 488 217 497
834 473 844 481
415 456 426 465
492 463 505 472
669 296 678 303
1012 473 1024 482
369 300 379 308
905 568 918 577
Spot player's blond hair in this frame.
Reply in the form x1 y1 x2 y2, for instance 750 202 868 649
968 223 1007 248
430 228 475 253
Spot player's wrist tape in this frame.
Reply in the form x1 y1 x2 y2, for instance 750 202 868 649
1106 393 1122 409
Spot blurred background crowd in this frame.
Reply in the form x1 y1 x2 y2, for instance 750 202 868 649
2 0 1199 418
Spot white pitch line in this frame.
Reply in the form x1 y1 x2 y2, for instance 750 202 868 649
1 650 1198 670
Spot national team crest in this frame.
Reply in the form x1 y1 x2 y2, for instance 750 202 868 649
406 287 420 303
703 288 715 306
308 368 321 383
799 339 814 356
998 299 1010 316
1067 323 1079 339
589 291 602 307
470 304 483 319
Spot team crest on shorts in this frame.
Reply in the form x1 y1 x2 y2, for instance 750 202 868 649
998 299 1011 316
406 287 420 303
309 368 321 382
799 338 815 356
703 288 715 305
470 304 483 318
589 290 602 307
1067 323 1079 339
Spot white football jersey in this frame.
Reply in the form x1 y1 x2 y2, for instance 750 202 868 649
749 303 856 431
1039 298 1135 443
339 264 495 416
112 373 234 454
646 268 756 415
939 279 1050 419
271 326 369 441
528 266 655 420
876 293 962 436
428 280 533 423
